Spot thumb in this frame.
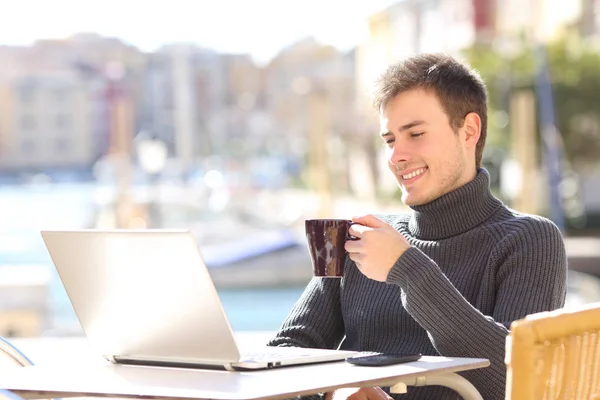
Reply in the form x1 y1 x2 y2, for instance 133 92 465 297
352 214 385 228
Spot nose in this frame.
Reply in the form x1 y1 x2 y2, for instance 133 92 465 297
389 140 411 168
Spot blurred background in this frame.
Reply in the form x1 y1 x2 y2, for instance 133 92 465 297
1 0 600 341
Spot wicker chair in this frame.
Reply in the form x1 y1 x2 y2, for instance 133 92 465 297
506 302 600 400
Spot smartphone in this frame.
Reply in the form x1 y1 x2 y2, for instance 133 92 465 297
345 353 422 367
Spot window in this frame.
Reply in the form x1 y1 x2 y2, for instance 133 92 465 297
21 115 36 131
54 87 70 103
56 114 70 129
19 85 35 103
55 138 70 154
20 139 35 154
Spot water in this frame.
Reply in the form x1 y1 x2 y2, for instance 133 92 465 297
218 286 305 330
0 182 307 334
9 182 598 335
51 277 305 332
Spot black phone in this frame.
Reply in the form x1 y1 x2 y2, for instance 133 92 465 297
345 353 422 367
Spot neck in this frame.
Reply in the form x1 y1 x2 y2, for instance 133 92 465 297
408 168 503 240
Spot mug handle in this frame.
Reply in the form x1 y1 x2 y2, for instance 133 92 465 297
347 221 360 241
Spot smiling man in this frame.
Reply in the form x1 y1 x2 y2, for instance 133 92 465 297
268 53 567 400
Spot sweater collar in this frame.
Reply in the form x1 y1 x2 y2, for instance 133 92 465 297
407 168 503 240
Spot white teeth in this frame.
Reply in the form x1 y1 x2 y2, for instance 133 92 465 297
401 168 426 180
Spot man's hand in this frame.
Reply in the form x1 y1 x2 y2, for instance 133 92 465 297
326 387 393 400
344 214 411 282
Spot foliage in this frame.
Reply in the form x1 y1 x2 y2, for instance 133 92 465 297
462 34 600 169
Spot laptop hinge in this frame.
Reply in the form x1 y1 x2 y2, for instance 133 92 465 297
223 363 236 372
104 355 117 364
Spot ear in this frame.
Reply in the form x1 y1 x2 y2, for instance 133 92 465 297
462 112 481 149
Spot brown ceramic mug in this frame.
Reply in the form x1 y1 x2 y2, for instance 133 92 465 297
305 219 358 278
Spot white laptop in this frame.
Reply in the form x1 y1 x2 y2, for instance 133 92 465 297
40 229 358 370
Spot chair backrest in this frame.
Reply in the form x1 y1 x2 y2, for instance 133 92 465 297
0 336 33 368
505 302 600 400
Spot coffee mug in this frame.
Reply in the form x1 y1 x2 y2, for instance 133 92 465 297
305 219 358 277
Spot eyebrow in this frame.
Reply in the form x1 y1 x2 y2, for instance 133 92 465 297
380 120 427 137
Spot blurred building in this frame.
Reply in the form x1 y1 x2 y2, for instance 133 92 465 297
0 71 95 173
0 80 13 164
356 0 590 111
0 46 24 81
0 34 146 177
222 54 262 109
265 38 356 148
141 45 274 177
496 0 582 42
357 0 496 111
141 45 229 172
169 45 201 170
264 38 356 194
141 49 179 159
68 33 146 72
68 33 147 166
580 0 600 37
215 53 266 157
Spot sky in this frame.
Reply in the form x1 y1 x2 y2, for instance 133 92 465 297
0 0 398 62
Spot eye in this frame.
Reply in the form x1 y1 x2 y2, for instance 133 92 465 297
410 132 424 138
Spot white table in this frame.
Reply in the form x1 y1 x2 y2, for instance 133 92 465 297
0 356 489 400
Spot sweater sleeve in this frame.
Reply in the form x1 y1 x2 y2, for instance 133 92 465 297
385 218 567 400
267 276 346 349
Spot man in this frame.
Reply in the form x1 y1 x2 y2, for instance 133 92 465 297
268 53 567 400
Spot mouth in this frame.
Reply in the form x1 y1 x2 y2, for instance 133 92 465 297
398 167 428 185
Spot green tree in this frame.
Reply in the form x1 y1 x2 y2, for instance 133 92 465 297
463 35 600 170
547 36 600 168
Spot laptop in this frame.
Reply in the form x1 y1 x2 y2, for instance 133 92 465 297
40 229 358 370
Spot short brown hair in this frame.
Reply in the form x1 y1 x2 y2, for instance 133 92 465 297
373 53 488 168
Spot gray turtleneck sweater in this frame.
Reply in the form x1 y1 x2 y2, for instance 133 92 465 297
268 169 567 400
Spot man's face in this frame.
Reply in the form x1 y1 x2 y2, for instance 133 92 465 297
379 88 477 206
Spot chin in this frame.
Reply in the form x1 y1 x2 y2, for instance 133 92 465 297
401 188 436 206
403 197 426 207
401 192 422 206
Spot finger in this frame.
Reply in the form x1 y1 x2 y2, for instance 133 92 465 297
346 390 367 400
334 388 361 400
348 223 369 238
344 239 361 252
366 387 393 400
374 387 394 400
352 214 386 228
